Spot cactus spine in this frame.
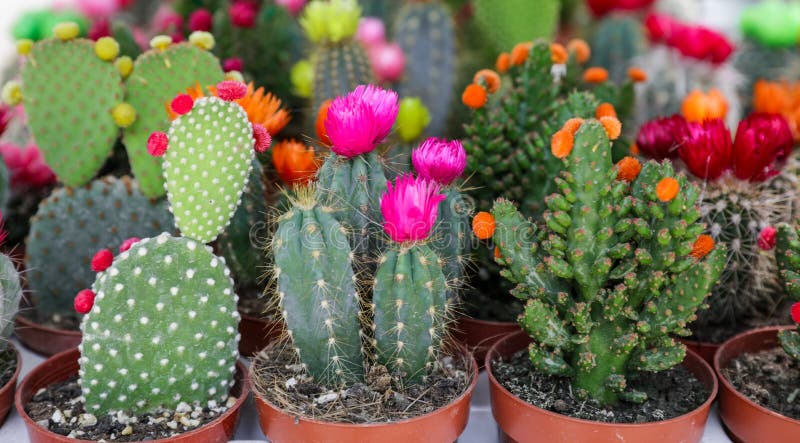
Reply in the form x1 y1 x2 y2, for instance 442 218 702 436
0 249 21 350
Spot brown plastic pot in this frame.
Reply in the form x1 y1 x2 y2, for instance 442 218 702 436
678 337 719 367
0 343 22 427
16 348 250 443
15 314 81 357
237 312 283 356
715 325 800 443
252 348 478 443
455 315 521 370
487 331 718 443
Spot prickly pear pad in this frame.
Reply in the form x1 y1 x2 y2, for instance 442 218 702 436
79 233 240 415
163 96 254 243
21 38 123 186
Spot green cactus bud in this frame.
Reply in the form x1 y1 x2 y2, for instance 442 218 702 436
396 97 431 143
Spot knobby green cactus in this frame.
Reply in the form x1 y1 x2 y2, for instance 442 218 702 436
78 233 240 414
776 223 800 361
484 119 725 405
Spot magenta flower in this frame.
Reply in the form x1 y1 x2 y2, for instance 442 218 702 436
677 119 733 181
381 174 446 243
636 115 688 160
412 138 467 186
0 143 56 188
324 84 399 158
732 113 793 182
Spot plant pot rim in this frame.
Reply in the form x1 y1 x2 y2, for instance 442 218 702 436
15 313 81 337
15 347 250 443
0 342 21 398
251 345 479 429
486 330 719 428
713 324 799 426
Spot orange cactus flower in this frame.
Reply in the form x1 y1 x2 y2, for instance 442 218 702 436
272 139 319 186
496 52 511 73
550 43 568 64
472 211 496 240
599 116 622 140
656 177 680 202
690 234 715 260
616 156 642 182
595 102 617 119
462 83 488 110
567 39 591 64
583 67 609 84
510 42 532 66
315 99 332 145
681 89 727 123
753 80 800 141
627 67 647 83
562 117 584 135
551 129 574 159
473 69 501 94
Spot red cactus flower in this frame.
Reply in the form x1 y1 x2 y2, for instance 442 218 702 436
74 289 96 314
223 57 244 73
635 115 687 160
792 302 800 324
678 119 732 181
119 237 140 253
188 8 213 32
230 1 258 28
645 13 680 43
91 249 113 272
586 0 656 17
758 226 777 251
732 113 793 182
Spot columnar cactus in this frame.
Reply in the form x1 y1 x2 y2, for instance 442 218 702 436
0 223 22 351
776 223 800 361
480 117 725 404
589 14 646 85
77 233 240 414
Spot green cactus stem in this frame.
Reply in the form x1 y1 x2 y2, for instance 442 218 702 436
776 223 800 360
0 252 22 350
430 188 469 299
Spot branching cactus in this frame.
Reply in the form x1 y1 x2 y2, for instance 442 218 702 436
4 22 127 187
776 223 800 361
476 117 725 405
300 0 374 115
316 84 398 261
0 221 22 351
76 233 240 414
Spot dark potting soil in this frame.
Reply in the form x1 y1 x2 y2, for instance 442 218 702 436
463 288 523 323
252 342 473 424
0 348 17 388
722 347 800 420
26 377 235 441
492 350 708 423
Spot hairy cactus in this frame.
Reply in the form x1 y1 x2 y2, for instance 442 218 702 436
589 14 646 85
394 2 455 136
26 176 173 319
0 235 22 350
122 36 225 198
78 233 240 414
482 118 725 405
777 223 800 360
10 24 125 187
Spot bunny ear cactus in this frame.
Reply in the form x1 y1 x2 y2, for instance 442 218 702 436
7 23 126 187
473 0 560 52
481 117 726 405
122 33 226 198
26 176 174 319
776 223 800 361
272 185 364 386
77 233 240 414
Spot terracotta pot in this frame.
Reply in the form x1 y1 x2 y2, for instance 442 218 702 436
455 315 521 370
487 331 718 443
715 325 800 443
679 337 719 366
15 314 81 357
0 343 22 427
252 349 478 443
237 312 283 356
16 348 250 443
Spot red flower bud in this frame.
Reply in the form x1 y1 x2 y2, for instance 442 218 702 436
732 113 793 182
678 119 733 181
91 249 113 272
792 302 800 324
758 226 777 251
635 115 687 160
74 289 96 314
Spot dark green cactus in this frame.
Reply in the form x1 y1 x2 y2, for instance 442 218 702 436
487 119 725 405
776 223 800 361
78 233 239 414
26 176 174 319
589 15 646 85
394 2 455 136
373 242 448 382
0 252 22 350
272 187 363 385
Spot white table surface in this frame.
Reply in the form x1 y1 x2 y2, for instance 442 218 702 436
0 337 732 442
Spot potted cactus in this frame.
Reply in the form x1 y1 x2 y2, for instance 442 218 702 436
714 222 800 442
14 78 268 442
251 85 477 442
0 217 23 428
477 115 725 441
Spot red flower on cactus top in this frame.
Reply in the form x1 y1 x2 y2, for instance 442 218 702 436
678 118 733 181
380 174 446 243
324 84 399 158
411 137 467 186
585 0 655 17
645 13 734 64
732 113 793 182
792 302 800 324
635 115 687 160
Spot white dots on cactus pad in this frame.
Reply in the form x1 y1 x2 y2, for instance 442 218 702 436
92 343 100 351
170 287 178 296
169 322 178 331
186 269 195 278
164 255 173 264
114 283 124 292
160 358 169 366
148 277 157 286
109 349 117 357
151 388 160 395
139 317 149 325
156 302 164 311
134 353 143 360
118 368 128 375
127 299 135 308
140 372 148 380
189 310 197 319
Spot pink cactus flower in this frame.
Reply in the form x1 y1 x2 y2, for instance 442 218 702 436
412 138 466 186
0 143 56 188
732 113 793 182
380 174 446 243
357 17 386 49
324 84 399 157
275 0 306 15
153 5 183 34
75 0 123 18
230 1 259 28
792 302 800 324
223 57 244 73
370 42 405 83
188 8 213 32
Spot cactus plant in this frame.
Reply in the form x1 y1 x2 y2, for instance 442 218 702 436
589 14 646 85
472 0 560 53
0 222 22 351
26 176 174 319
394 1 455 136
777 223 800 361
77 233 240 414
479 117 726 405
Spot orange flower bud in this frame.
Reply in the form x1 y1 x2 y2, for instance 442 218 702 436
583 67 609 84
656 177 680 202
472 212 496 240
599 116 622 140
462 83 488 110
567 39 591 64
473 69 501 94
616 156 642 182
550 43 568 64
690 234 715 260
